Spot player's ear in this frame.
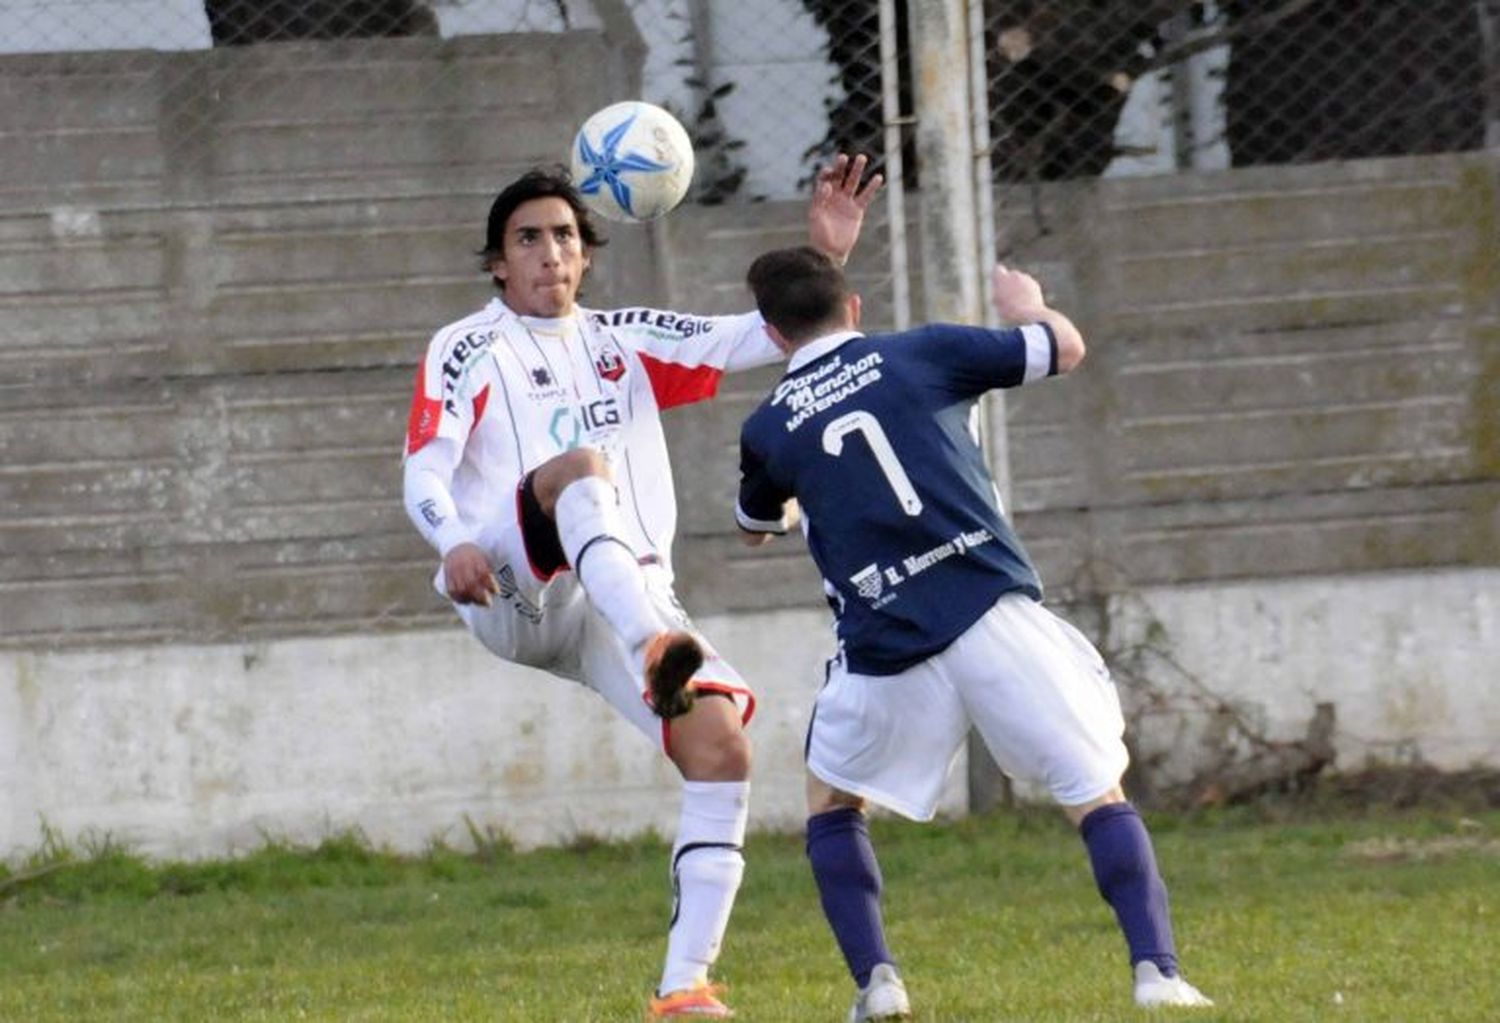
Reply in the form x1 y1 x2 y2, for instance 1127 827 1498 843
490 255 509 285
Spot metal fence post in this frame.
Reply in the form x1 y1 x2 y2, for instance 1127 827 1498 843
879 0 913 330
910 0 981 327
1482 0 1500 147
909 0 1011 815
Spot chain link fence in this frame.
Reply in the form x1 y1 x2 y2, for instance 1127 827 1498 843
1 0 1496 649
982 0 1494 183
1 0 1494 194
800 0 1497 188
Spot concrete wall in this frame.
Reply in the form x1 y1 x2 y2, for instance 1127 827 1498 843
1121 568 1500 785
1 38 1496 859
7 570 1493 859
0 0 834 200
1 609 948 859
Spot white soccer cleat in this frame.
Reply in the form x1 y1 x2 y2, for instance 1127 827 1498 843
1133 961 1214 1008
848 962 912 1022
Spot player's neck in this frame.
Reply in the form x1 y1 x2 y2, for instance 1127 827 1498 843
500 298 576 332
501 291 576 322
787 328 863 370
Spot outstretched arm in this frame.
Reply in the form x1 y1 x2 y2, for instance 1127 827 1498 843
808 153 884 266
991 264 1086 373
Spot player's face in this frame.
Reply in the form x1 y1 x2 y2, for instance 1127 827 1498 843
493 197 591 318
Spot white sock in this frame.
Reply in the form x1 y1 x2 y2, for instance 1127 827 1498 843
553 475 661 650
658 780 750 994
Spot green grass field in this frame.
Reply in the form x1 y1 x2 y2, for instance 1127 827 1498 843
1 806 1496 1022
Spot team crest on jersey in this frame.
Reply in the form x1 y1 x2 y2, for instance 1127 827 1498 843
849 564 883 601
531 367 553 387
594 348 627 382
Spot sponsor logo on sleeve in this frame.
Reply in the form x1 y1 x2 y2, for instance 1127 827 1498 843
440 330 497 414
593 309 715 339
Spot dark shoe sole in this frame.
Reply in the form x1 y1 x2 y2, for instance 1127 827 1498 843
646 632 705 719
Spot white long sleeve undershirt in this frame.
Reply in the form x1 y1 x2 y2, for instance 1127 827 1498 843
402 436 477 556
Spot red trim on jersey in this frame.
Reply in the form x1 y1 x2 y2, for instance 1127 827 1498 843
654 680 758 757
471 383 490 425
405 361 442 455
637 351 724 410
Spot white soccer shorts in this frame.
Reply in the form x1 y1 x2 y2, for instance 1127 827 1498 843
806 591 1128 820
437 512 754 751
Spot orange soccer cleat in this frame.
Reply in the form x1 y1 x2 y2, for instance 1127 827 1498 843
647 981 734 1018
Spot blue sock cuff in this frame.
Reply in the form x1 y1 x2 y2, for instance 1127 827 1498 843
807 807 866 846
1079 800 1139 841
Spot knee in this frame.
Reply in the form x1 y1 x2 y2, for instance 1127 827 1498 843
533 447 612 512
704 728 752 780
807 777 865 816
672 722 752 782
1065 785 1127 830
552 446 611 482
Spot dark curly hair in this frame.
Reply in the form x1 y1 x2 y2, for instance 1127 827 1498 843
478 167 608 283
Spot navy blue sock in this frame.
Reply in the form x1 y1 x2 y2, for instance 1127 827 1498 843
1079 802 1180 977
806 807 892 987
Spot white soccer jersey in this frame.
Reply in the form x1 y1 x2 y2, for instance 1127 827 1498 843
403 297 778 574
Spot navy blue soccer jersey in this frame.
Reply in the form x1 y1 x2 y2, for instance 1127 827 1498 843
736 322 1059 675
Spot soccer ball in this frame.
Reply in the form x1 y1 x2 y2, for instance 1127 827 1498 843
571 101 695 223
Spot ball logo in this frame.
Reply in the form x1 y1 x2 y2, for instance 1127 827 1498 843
571 101 694 223
576 113 673 221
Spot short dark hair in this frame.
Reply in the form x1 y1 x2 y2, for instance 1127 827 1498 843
746 246 849 343
479 167 608 278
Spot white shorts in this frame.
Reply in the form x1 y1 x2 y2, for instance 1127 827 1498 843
436 509 754 753
806 592 1128 820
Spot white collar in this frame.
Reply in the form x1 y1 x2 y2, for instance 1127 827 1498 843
488 297 579 333
787 330 864 372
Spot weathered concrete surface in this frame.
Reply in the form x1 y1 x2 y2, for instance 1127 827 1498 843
0 607 968 860
1121 568 1500 785
4 567 1495 861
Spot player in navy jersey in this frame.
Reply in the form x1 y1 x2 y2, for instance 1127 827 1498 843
735 246 1212 1018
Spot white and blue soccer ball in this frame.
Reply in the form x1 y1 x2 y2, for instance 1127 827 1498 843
571 101 695 223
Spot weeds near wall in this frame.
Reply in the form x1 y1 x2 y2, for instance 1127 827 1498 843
1057 565 1336 810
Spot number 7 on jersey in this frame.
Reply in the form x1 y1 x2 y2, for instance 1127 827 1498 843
821 410 924 516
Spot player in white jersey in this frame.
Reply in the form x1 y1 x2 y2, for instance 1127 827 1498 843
735 247 1212 1018
403 158 881 1018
